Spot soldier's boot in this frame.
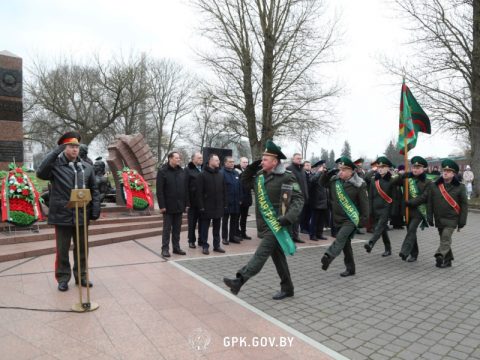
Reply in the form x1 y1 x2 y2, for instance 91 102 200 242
407 255 417 262
364 242 373 253
223 276 244 295
382 249 392 257
321 253 333 271
399 253 407 261
439 259 452 268
435 254 443 268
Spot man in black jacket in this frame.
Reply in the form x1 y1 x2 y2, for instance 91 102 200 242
185 152 203 248
156 152 188 258
286 153 309 243
197 154 227 255
236 157 253 239
308 160 328 240
37 131 101 292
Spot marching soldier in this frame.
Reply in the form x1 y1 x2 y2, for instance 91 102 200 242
320 157 369 276
223 140 304 299
364 156 400 257
398 156 432 262
407 159 468 268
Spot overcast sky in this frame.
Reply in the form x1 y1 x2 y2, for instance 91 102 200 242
2 0 465 161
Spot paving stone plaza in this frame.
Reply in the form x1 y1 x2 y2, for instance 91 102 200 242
180 212 480 360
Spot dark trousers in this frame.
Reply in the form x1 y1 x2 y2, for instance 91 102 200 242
300 205 311 232
54 225 88 283
222 212 240 241
162 213 183 251
200 217 221 250
187 206 203 245
368 212 391 251
400 216 422 258
310 209 328 237
237 233 293 293
239 205 250 235
326 223 356 272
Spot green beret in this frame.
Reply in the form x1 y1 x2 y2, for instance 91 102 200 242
441 159 459 173
411 156 428 168
335 156 356 170
263 139 286 160
375 156 393 168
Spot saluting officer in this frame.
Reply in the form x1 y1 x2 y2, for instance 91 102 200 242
320 157 369 277
364 156 400 257
398 156 432 262
407 159 468 268
223 140 304 300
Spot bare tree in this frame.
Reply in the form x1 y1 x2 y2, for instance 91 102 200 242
25 54 149 146
384 0 480 197
193 0 341 158
146 59 197 165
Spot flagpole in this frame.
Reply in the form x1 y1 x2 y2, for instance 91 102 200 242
402 76 410 226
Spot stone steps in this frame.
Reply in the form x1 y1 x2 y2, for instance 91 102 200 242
0 211 187 263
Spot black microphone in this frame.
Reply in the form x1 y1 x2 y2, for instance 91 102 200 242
69 162 78 189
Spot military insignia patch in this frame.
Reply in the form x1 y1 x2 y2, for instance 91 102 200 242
292 183 300 192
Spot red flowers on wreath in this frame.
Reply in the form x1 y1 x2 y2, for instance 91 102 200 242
118 166 153 211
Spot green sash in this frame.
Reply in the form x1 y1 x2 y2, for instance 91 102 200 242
256 175 296 256
408 178 428 229
335 180 360 227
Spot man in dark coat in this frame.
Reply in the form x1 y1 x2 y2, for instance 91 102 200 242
364 156 401 257
185 152 203 248
37 131 101 292
408 159 468 268
156 151 188 258
286 153 308 243
236 157 253 239
221 156 243 245
223 140 304 299
197 154 227 255
320 157 369 276
398 156 432 262
308 160 329 240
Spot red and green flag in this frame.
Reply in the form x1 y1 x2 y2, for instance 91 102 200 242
397 81 431 154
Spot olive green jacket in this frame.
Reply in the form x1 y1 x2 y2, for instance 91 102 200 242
409 176 468 228
401 172 431 220
321 172 369 228
241 162 304 237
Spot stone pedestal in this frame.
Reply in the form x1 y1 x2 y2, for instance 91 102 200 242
0 50 23 170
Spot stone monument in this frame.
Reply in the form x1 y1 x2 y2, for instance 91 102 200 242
0 51 23 170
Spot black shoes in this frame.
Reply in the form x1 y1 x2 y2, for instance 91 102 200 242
340 270 355 277
162 249 171 257
318 236 328 240
364 243 372 253
58 281 69 292
407 255 417 262
242 234 252 240
399 253 407 261
202 248 210 255
75 279 93 288
309 236 318 241
223 277 243 295
213 247 226 253
321 254 333 271
272 291 294 300
439 260 452 268
173 248 186 255
382 250 392 257
230 237 242 244
222 239 230 245
188 243 196 249
293 238 305 243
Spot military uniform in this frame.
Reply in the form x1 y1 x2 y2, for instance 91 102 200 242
409 159 468 268
399 156 432 262
364 157 401 256
320 157 369 276
223 141 304 299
